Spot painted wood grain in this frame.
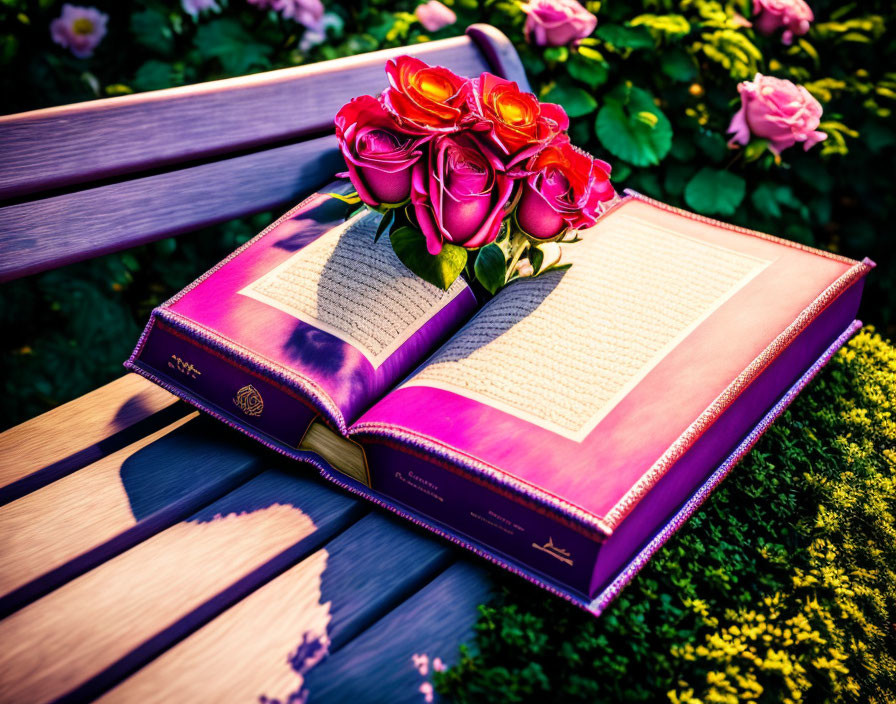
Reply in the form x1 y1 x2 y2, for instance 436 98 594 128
0 468 366 704
0 413 270 616
0 137 344 281
303 562 493 703
97 513 454 704
0 373 185 505
0 35 493 201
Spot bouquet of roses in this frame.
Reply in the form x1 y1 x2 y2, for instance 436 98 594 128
334 56 616 293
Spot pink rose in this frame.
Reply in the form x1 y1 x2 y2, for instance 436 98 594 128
412 132 514 254
273 0 324 29
182 0 220 17
521 0 597 47
752 0 813 45
415 1 457 32
50 4 108 59
335 95 430 207
517 137 614 239
727 73 827 155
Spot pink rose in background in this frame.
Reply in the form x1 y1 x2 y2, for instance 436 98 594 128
521 0 597 47
50 4 108 58
517 137 614 239
273 0 324 29
752 0 814 45
727 73 827 154
335 95 430 207
415 1 457 32
412 132 514 254
182 0 220 17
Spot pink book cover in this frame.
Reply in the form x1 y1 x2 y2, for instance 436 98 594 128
126 187 872 615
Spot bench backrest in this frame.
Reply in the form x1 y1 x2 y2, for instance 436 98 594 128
0 24 528 282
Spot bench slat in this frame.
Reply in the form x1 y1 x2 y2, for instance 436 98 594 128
0 137 344 281
0 469 365 704
303 562 492 703
97 513 454 704
0 414 268 616
0 373 185 504
0 34 495 202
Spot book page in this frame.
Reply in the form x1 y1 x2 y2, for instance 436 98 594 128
404 211 772 441
239 211 469 368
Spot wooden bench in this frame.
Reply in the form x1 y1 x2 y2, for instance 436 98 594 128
0 25 529 703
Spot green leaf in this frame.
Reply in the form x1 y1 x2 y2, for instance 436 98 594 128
568 53 609 88
743 138 769 162
543 46 568 63
529 247 544 275
474 243 506 294
751 182 782 219
694 130 728 163
595 84 673 167
684 168 746 216
542 82 597 118
374 208 394 243
131 9 174 55
195 19 272 75
595 24 655 50
134 60 174 91
390 226 467 291
660 48 697 82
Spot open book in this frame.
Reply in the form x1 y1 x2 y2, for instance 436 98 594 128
126 185 872 615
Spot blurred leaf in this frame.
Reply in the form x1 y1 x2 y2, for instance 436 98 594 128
660 48 697 82
684 167 745 215
134 60 175 91
131 8 174 55
568 53 609 88
751 182 782 219
543 46 568 63
630 14 690 40
542 82 597 117
595 24 655 50
595 84 672 166
195 19 272 75
694 130 728 163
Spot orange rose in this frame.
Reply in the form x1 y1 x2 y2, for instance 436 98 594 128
382 55 473 132
473 73 569 166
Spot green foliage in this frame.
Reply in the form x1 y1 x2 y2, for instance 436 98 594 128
436 329 896 703
390 225 467 291
684 167 746 215
595 83 673 166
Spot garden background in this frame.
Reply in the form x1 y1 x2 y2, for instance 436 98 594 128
2 0 894 702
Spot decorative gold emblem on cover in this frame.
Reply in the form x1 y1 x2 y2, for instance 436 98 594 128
233 384 264 417
168 354 201 379
532 537 573 566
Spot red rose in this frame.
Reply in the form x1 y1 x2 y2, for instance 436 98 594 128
382 55 473 132
516 137 615 239
411 131 514 254
335 95 429 206
472 73 569 166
